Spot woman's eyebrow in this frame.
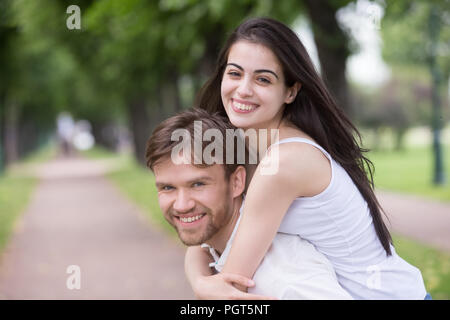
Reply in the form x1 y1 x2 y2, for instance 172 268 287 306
255 69 279 79
226 63 279 79
226 63 244 70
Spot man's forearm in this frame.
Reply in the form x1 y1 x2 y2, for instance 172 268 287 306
184 245 214 290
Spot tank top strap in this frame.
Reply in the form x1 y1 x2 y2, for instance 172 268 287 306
268 137 332 162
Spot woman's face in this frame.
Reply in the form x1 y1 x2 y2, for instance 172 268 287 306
221 40 297 131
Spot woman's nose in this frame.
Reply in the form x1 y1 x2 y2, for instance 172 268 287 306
237 77 253 97
173 189 195 213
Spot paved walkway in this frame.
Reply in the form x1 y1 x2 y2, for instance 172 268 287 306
377 190 450 253
0 156 195 299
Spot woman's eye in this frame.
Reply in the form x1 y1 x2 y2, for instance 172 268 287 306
257 77 271 84
227 71 240 77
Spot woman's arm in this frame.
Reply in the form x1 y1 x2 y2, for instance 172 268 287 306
185 246 273 300
221 147 305 284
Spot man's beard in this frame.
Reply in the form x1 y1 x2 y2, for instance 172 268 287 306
167 190 232 246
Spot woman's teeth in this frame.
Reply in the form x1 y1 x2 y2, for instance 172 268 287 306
180 214 204 223
234 101 256 111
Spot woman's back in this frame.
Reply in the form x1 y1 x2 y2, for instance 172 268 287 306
272 137 427 299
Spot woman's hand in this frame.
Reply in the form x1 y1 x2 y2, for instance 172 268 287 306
193 272 277 300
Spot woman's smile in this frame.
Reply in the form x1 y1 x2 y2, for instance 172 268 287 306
231 98 259 113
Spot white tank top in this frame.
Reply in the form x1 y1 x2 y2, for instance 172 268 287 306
269 137 427 299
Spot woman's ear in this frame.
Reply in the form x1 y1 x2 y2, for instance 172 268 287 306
230 166 246 198
285 82 302 104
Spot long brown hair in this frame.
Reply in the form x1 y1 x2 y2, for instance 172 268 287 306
195 17 393 255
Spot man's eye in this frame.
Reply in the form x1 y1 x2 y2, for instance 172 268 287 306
161 186 174 191
192 182 205 187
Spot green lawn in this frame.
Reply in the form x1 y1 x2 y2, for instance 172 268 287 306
393 234 450 300
0 143 56 254
0 174 36 253
368 145 450 202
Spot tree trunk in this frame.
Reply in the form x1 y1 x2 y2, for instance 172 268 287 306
304 0 352 117
428 5 445 185
91 121 118 151
4 99 19 166
0 91 5 172
127 97 151 166
394 127 406 151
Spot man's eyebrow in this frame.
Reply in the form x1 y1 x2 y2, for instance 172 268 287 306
186 176 214 184
155 176 214 187
155 181 170 188
226 63 279 79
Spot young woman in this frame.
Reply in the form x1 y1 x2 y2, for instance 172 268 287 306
186 17 427 299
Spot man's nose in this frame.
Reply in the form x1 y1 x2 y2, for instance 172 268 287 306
237 77 253 97
173 189 195 213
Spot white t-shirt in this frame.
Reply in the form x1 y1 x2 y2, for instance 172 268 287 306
202 211 353 300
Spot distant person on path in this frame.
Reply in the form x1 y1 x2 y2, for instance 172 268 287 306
145 109 353 299
185 17 428 299
56 112 75 157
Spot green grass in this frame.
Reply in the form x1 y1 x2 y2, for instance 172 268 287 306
0 174 36 253
82 147 177 238
393 234 450 300
0 143 56 254
368 145 450 202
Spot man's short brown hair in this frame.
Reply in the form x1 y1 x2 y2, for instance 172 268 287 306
145 108 246 180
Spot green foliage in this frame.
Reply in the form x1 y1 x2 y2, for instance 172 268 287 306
382 0 450 77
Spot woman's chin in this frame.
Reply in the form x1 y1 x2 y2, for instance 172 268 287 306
229 118 252 130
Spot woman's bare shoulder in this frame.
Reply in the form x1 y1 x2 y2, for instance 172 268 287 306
270 141 332 197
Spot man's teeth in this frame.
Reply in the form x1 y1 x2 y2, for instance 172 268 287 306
180 214 204 223
234 102 256 111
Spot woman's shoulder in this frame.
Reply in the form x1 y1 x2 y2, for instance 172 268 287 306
265 137 332 197
274 136 330 168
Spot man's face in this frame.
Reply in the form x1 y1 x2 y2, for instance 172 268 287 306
154 160 235 246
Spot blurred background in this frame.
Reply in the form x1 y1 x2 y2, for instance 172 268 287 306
0 0 449 299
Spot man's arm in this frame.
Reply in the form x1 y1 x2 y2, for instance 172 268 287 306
184 245 275 300
185 246 215 288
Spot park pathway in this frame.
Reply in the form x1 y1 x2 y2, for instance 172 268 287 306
0 156 195 299
377 190 450 253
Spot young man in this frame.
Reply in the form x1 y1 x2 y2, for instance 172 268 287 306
145 108 352 300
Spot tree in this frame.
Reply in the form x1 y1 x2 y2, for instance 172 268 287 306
382 0 449 185
304 0 354 116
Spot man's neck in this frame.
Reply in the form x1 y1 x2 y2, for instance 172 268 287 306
205 196 243 255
